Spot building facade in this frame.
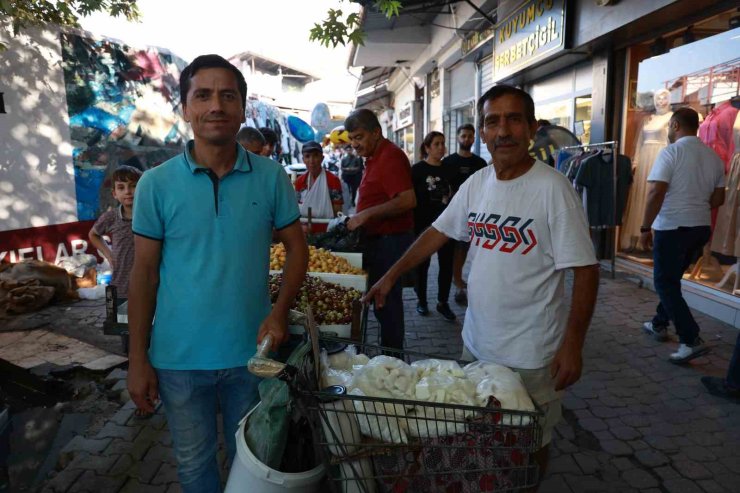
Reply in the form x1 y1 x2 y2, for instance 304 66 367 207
351 0 740 326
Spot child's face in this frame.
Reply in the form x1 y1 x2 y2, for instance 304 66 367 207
112 180 137 207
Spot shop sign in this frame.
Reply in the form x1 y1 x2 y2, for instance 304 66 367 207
461 26 495 57
0 221 99 264
493 0 566 82
395 101 413 130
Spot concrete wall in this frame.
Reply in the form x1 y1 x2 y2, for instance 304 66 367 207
0 26 77 231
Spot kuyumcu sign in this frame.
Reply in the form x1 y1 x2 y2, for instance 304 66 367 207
493 0 566 82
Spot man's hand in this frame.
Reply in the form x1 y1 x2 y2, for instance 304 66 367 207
550 339 583 391
361 274 396 309
257 312 289 352
128 358 159 413
638 230 653 250
347 210 368 231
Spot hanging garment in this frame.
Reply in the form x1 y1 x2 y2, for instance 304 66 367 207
711 113 740 256
711 153 740 256
699 101 739 172
298 170 335 219
575 151 633 227
620 111 673 250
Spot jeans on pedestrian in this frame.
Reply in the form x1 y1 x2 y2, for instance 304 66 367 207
156 367 261 493
366 232 414 350
415 238 454 305
652 226 711 344
728 332 740 390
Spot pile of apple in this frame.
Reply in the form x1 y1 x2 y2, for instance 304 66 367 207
269 274 362 325
270 244 364 275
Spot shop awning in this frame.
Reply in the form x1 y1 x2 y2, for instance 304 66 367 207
355 66 392 109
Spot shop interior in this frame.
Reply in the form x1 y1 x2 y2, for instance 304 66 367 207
617 9 740 296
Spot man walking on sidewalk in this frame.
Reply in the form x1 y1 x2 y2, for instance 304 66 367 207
127 54 307 493
362 85 599 485
442 123 487 305
639 107 725 364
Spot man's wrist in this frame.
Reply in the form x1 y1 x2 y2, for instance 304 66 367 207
640 226 652 233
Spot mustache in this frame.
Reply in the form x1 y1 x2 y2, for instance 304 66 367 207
493 138 517 149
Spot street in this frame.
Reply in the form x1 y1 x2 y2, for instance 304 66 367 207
3 260 734 493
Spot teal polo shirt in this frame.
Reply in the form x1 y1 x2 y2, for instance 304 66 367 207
132 141 300 370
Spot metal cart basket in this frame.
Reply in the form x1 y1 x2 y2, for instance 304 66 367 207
278 335 543 493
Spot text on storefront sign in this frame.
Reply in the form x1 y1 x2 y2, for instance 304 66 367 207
493 0 565 81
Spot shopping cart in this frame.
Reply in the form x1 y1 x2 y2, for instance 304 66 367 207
254 329 543 493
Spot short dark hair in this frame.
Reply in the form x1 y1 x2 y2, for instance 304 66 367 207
111 165 142 186
344 109 381 133
179 54 247 109
457 123 475 134
259 127 278 146
420 131 445 159
236 126 265 146
537 119 551 127
671 107 699 133
477 85 536 128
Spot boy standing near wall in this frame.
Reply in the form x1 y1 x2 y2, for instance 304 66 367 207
88 165 143 297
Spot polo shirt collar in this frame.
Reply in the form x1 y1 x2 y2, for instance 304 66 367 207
183 140 253 174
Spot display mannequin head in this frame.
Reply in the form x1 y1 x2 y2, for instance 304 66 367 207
654 89 671 115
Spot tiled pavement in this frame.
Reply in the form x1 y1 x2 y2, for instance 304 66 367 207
31 263 740 492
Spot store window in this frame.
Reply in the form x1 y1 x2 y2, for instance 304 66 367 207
394 126 415 163
575 96 592 144
618 10 740 296
443 104 474 156
529 63 593 143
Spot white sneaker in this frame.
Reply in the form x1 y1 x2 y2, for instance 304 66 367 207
642 322 668 342
669 340 709 364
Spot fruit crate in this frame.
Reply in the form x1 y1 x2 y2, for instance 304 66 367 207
270 251 367 293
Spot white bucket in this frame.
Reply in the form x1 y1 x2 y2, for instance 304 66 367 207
224 404 325 493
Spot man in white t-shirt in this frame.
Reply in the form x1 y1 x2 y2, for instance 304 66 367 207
639 107 725 364
363 85 599 483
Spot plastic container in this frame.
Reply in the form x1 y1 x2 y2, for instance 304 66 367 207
224 405 325 493
96 271 112 285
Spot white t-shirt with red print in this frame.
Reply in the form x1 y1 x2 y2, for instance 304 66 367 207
433 160 597 369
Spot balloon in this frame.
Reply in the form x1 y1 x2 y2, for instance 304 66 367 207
310 103 332 134
287 115 316 143
329 126 350 145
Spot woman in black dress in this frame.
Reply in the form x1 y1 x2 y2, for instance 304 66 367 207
411 131 456 321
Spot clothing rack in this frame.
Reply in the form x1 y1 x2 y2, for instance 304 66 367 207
558 140 620 279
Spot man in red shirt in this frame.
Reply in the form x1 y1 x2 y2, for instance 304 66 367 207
294 141 343 218
345 109 416 349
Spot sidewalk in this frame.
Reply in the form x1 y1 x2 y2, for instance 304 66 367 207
29 263 740 492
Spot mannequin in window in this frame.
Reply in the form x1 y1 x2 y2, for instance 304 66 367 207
712 100 740 293
620 89 673 251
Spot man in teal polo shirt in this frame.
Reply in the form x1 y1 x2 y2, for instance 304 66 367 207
127 54 308 493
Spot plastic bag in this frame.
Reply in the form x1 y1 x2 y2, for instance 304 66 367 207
327 344 357 371
411 359 465 378
464 361 535 425
327 212 348 232
350 355 417 400
321 350 353 388
77 284 106 300
350 388 408 444
56 254 98 278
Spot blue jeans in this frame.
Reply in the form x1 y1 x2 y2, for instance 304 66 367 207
365 232 414 350
652 226 710 345
156 367 261 493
